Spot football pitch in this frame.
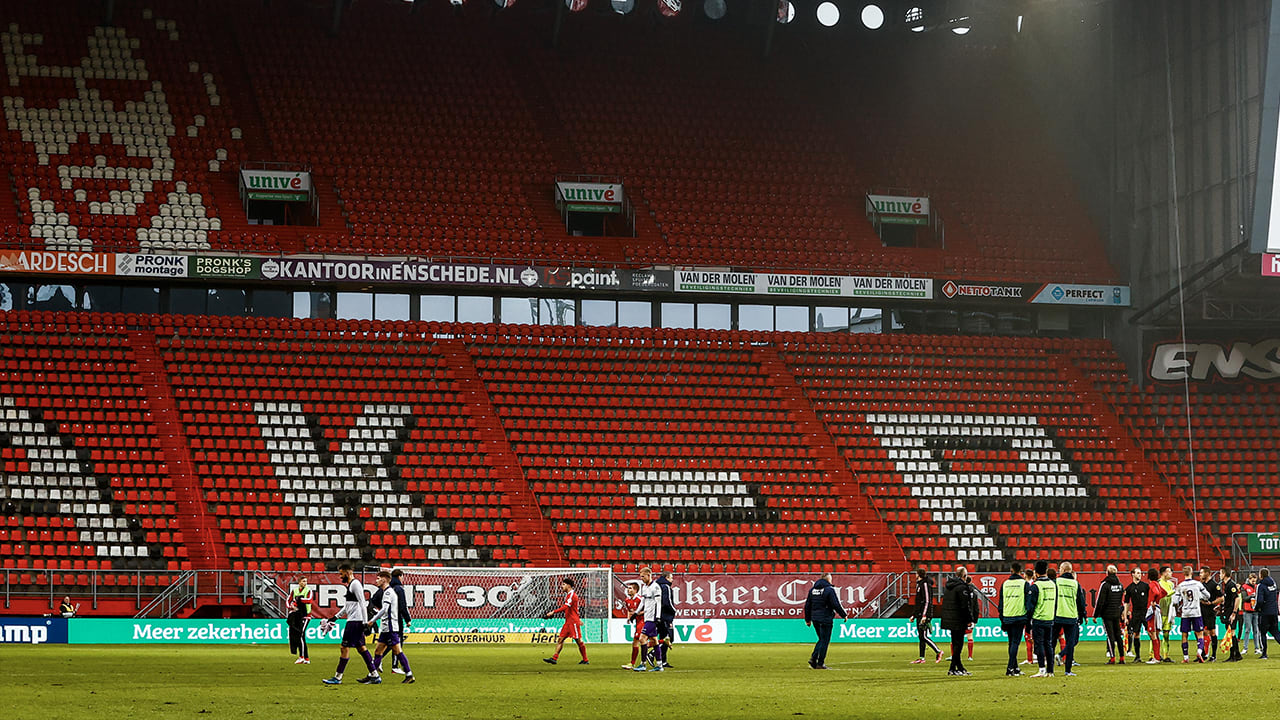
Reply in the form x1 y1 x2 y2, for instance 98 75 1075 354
7 642 1277 720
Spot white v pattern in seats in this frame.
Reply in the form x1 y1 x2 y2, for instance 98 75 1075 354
868 412 1086 563
625 469 755 509
254 403 476 563
0 398 149 561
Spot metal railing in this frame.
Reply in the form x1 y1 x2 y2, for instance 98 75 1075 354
1 568 192 612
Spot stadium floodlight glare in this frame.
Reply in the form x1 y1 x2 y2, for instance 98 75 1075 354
906 5 924 32
1017 14 1023 32
704 0 726 20
777 0 795 24
816 1 840 27
611 0 634 12
860 4 884 29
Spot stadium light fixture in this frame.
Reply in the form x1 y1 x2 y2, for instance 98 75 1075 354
777 0 795 24
860 4 884 30
906 5 924 32
950 16 971 34
658 0 681 17
816 1 840 27
611 0 634 13
1017 14 1023 32
704 0 726 20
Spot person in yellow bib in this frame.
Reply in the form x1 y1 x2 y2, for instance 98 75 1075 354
1052 562 1088 676
997 561 1034 677
289 576 314 665
1029 560 1058 677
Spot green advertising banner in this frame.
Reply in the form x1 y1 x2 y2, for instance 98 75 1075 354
1248 533 1280 553
68 617 1218 645
69 618 606 645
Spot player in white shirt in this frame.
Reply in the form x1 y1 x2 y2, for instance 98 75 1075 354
322 563 379 685
633 566 664 673
1172 564 1211 663
365 570 414 684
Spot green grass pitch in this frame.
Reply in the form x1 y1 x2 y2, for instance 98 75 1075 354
7 642 1277 720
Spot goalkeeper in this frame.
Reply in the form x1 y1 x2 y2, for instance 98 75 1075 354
542 578 590 665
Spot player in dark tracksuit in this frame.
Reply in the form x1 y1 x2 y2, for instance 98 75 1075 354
804 572 847 669
1094 567 1126 663
656 571 677 668
910 567 942 663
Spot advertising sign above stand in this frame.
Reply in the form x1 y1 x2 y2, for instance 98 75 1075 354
555 182 623 213
240 169 312 202
866 194 930 225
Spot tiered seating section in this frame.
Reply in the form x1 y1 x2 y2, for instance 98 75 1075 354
157 316 511 572
0 312 186 596
1 3 248 252
0 0 1115 282
466 327 898 574
1080 351 1279 556
6 313 1261 603
778 334 1198 572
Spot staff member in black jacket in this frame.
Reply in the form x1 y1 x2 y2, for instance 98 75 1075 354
804 572 847 670
910 567 942 664
941 566 980 676
1094 565 1126 664
998 562 1034 676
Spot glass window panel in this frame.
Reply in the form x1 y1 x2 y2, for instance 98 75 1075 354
500 297 536 325
581 300 616 327
815 307 850 332
738 304 774 331
421 295 456 322
207 289 246 316
537 298 576 326
618 301 651 328
458 296 493 323
337 293 374 320
696 303 730 330
776 305 809 332
83 286 122 313
170 287 207 315
375 294 410 321
250 290 291 318
661 302 694 329
123 287 160 313
29 284 77 312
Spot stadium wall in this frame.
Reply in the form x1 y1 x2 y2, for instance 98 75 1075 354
1108 1 1268 368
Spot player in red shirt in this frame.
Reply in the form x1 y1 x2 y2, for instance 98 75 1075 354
621 583 643 669
542 578 589 665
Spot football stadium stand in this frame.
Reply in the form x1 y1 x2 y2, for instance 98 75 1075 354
1 0 1115 282
1 311 1247 605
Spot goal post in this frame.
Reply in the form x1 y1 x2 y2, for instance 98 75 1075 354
381 566 614 644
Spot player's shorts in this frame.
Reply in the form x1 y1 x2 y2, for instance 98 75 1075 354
377 631 402 647
1161 606 1174 631
558 621 582 641
1180 616 1205 634
341 621 367 648
641 621 657 639
1127 615 1146 632
656 619 673 640
631 622 643 641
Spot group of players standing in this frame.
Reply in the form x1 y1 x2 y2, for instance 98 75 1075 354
287 564 415 686
537 565 677 671
910 561 1280 677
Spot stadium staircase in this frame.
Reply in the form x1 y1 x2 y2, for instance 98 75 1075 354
127 330 227 572
753 346 909 572
437 338 564 566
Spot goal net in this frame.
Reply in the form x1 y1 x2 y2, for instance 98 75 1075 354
381 566 613 643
